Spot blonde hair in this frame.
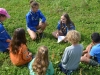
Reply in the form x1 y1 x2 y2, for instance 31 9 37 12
66 30 81 44
32 46 49 75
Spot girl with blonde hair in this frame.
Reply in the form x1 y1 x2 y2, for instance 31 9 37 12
28 46 54 75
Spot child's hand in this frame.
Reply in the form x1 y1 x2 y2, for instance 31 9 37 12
29 52 32 56
39 21 45 26
56 33 59 37
6 39 11 42
37 29 42 33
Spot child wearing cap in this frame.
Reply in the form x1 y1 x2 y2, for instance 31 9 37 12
0 8 11 52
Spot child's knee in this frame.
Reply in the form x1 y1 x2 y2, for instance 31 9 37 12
52 32 55 37
52 32 54 35
31 36 37 40
44 22 48 26
80 56 86 62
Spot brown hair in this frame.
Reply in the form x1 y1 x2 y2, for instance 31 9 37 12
10 28 27 54
32 46 49 75
30 0 39 8
60 13 75 30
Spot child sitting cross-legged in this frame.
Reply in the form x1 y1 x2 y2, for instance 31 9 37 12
28 46 54 75
59 30 83 75
81 32 100 66
9 28 32 66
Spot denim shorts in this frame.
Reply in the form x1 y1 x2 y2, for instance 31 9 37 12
58 63 73 75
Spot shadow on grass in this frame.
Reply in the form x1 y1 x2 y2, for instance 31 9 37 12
34 32 56 43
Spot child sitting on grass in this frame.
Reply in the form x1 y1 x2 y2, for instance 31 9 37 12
59 30 83 75
28 46 54 75
52 13 75 42
26 0 47 40
9 28 32 66
0 8 11 52
81 32 100 66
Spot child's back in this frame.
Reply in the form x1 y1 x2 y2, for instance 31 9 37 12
28 46 54 75
9 28 32 66
61 44 83 70
59 30 83 74
9 44 32 66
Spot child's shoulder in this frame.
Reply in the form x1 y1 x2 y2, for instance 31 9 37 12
21 44 27 47
20 44 27 50
65 46 73 50
37 9 42 13
26 11 31 16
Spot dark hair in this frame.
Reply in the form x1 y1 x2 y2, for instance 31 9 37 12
10 28 27 54
91 32 100 43
60 13 75 29
30 0 39 8
0 14 6 17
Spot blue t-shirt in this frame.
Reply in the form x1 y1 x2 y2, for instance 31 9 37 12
90 43 100 63
26 10 46 32
0 22 11 52
57 21 75 35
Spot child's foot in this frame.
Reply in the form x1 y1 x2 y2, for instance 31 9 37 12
39 33 44 38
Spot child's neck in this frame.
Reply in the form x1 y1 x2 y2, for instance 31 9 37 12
72 43 79 46
93 42 100 45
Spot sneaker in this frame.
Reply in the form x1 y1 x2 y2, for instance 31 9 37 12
39 33 44 38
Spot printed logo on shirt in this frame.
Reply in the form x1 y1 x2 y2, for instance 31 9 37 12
30 11 39 21
1 30 5 33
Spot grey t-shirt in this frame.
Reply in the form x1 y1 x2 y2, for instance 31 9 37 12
61 44 83 70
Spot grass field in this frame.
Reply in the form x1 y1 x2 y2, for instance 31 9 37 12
0 0 100 75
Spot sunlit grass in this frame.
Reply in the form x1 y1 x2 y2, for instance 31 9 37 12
0 0 100 75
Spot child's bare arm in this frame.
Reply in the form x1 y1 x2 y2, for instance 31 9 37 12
21 45 32 60
6 39 11 42
83 43 93 55
56 30 59 37
28 52 32 56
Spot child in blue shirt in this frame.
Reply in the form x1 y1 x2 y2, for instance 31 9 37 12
0 8 11 52
81 32 100 66
26 0 47 40
52 13 75 41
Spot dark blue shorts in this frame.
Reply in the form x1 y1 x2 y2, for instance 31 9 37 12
58 63 73 75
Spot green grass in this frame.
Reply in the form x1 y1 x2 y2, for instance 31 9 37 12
0 0 100 75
